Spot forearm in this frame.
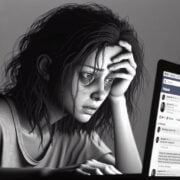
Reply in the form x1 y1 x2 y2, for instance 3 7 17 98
110 95 142 174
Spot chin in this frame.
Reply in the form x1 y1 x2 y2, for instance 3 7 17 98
76 113 92 123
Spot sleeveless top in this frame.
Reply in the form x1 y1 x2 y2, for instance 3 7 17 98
0 97 112 168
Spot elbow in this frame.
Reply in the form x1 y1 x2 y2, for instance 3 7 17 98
116 159 142 174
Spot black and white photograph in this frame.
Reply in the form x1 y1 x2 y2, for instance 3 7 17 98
0 0 180 179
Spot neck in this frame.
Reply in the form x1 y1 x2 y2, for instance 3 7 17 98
45 99 67 125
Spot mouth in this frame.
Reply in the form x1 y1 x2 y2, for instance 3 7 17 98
82 106 98 115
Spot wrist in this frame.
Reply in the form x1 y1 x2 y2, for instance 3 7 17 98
109 94 126 103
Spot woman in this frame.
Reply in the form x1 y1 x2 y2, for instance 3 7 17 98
0 3 144 175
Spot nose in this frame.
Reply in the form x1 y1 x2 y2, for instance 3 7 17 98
90 80 107 101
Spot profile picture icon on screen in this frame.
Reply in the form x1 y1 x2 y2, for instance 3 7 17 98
156 136 159 143
157 126 161 133
162 94 165 100
160 102 165 112
151 169 156 176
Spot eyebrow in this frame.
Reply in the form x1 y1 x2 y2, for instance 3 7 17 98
83 65 104 71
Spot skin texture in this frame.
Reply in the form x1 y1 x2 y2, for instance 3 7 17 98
62 45 122 123
62 41 136 123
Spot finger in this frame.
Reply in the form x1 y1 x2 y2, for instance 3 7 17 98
108 61 136 76
76 168 91 176
91 160 121 174
92 160 121 174
119 40 132 52
110 73 134 81
95 168 103 175
109 166 122 174
111 52 137 69
88 160 116 175
104 166 116 175
80 164 103 175
80 164 96 173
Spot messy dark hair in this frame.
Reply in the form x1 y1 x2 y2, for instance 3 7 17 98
1 3 144 142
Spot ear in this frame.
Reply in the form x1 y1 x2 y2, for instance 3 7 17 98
36 54 52 81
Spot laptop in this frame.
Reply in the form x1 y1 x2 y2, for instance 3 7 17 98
142 59 180 178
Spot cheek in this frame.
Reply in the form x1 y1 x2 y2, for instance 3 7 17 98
74 86 91 106
71 72 92 100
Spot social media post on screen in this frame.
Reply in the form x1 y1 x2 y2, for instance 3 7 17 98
148 71 180 176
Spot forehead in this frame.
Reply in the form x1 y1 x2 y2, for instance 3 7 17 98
84 46 121 70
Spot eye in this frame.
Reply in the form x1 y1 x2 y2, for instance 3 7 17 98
105 77 114 88
79 72 95 85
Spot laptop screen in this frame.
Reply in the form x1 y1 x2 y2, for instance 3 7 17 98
143 60 180 177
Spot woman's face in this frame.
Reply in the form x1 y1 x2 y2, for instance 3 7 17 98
62 46 120 123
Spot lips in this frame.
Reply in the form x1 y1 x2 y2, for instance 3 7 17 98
82 106 98 115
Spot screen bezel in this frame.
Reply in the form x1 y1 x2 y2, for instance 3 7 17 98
142 59 180 176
